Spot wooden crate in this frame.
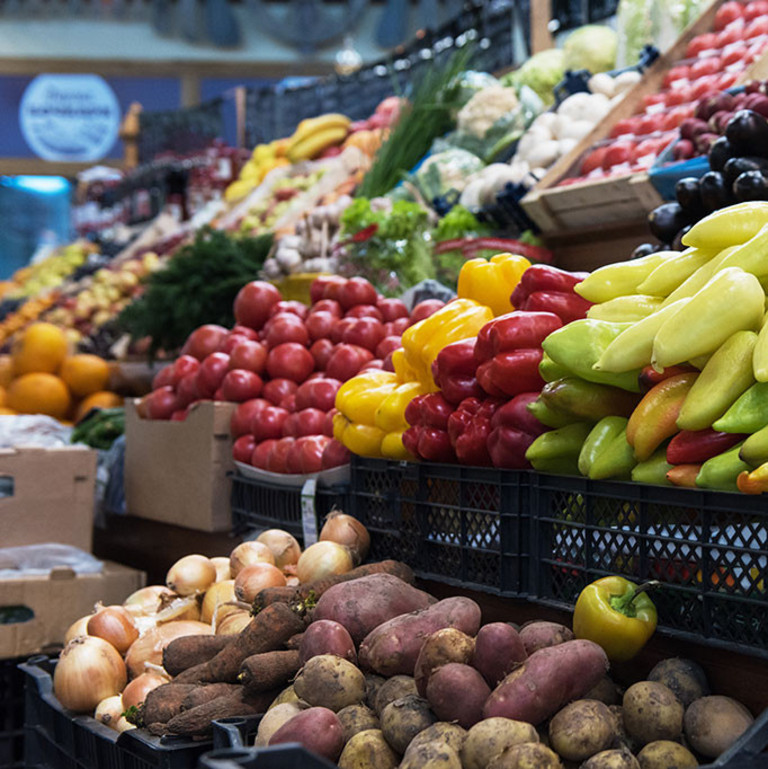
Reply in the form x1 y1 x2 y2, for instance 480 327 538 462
522 0 768 236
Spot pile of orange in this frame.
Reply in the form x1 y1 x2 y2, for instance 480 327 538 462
0 323 122 423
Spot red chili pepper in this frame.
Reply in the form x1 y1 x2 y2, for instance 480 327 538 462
474 312 561 365
521 291 593 324
477 348 545 399
350 223 379 242
666 429 746 465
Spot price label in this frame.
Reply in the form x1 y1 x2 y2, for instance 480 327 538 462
301 479 319 546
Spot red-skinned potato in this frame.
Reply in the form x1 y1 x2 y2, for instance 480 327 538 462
252 406 289 441
345 304 383 321
229 340 268 374
410 300 445 323
252 439 278 469
268 706 345 761
339 278 377 310
426 663 490 728
196 353 231 398
310 299 343 318
413 628 475 696
326 344 374 381
182 324 229 361
267 343 315 383
234 281 281 331
231 398 270 437
474 623 527 687
300 620 358 665
220 370 263 402
264 316 310 349
233 435 257 463
519 621 574 655
262 378 298 406
377 298 409 322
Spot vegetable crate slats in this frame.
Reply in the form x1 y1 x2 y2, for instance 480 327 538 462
0 657 25 769
527 474 768 659
229 473 349 542
348 458 530 596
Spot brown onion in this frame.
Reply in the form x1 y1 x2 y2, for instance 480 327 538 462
166 555 217 596
256 530 302 569
201 580 239 625
94 694 124 727
87 606 138 655
64 615 92 644
154 595 201 624
121 671 168 710
124 620 212 678
319 512 370 566
210 556 232 582
296 541 354 583
123 585 175 616
234 563 286 603
216 611 252 636
54 636 127 713
229 541 275 577
115 717 136 733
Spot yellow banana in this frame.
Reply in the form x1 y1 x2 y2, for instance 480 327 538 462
288 126 349 162
290 113 351 147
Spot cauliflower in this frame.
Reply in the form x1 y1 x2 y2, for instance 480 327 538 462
457 86 520 139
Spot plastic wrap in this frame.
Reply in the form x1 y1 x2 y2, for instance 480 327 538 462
0 544 102 579
0 416 73 449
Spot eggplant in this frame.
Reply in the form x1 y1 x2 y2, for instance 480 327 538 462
648 202 689 245
699 171 734 213
725 110 768 157
733 171 768 202
631 243 661 260
708 137 735 173
675 177 704 216
672 225 692 252
723 156 768 188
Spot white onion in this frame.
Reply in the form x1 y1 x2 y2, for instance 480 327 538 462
87 605 138 655
319 512 370 566
53 636 127 713
255 702 304 746
216 611 252 636
210 557 232 582
124 620 213 678
234 564 286 603
166 555 217 596
94 695 124 728
115 717 136 733
121 671 168 710
256 530 302 569
201 580 239 626
230 542 275 577
123 585 175 616
64 615 91 644
296 541 354 583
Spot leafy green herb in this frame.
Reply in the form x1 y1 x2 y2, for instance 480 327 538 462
432 205 489 242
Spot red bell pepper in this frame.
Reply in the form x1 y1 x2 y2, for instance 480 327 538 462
521 291 593 324
474 311 562 365
403 394 457 463
666 429 746 465
477 348 545 399
447 397 503 465
487 392 550 469
432 338 484 405
491 392 549 438
511 264 589 308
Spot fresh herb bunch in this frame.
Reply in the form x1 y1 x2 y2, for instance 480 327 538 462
118 227 273 356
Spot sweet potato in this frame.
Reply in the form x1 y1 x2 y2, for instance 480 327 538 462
293 654 366 711
473 623 526 687
414 628 475 697
175 602 304 684
238 650 301 693
163 635 233 677
312 574 435 644
426 663 490 729
299 619 357 665
359 597 482 676
518 621 573 655
180 683 240 711
268 706 345 762
165 687 276 736
141 684 196 725
483 639 609 725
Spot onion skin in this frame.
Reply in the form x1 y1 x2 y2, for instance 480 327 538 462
87 606 139 655
201 580 238 625
64 615 92 644
230 541 276 577
123 585 175 616
216 611 252 636
166 555 217 596
234 563 286 603
53 636 127 713
124 620 213 679
94 695 124 727
319 513 370 566
256 530 302 569
296 541 354 583
121 672 167 710
210 557 232 582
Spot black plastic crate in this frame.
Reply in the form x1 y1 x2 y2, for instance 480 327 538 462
230 472 349 543
21 657 219 769
0 657 26 769
349 457 529 595
528 474 768 659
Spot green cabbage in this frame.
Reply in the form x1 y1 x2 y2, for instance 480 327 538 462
500 48 565 106
563 25 618 74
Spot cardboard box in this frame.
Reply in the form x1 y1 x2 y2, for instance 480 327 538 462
0 447 97 551
0 561 145 658
125 400 236 532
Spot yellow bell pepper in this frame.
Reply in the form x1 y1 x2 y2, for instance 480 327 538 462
392 348 419 382
457 253 531 316
335 371 399 424
340 422 387 458
375 381 427 433
381 430 414 460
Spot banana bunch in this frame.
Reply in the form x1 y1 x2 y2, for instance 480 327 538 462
287 113 351 163
225 138 291 203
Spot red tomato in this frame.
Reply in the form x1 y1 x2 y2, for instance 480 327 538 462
233 435 257 464
196 352 231 398
269 300 309 320
295 378 342 412
174 355 201 382
722 43 748 67
665 84 694 106
295 408 328 437
643 93 666 109
338 277 378 310
280 394 297 412
286 440 305 473
715 1 744 31
580 147 609 175
305 311 338 342
345 304 384 321
322 439 351 469
213 388 225 401
717 72 740 89
298 435 333 473
221 369 264 402
692 77 720 99
262 378 298 406
331 317 352 344
308 339 333 371
321 277 348 302
745 1 768 22
324 409 336 437
325 344 374 381
360 360 385 372
252 439 278 469
376 298 409 322
311 276 346 304
182 324 229 361
716 25 746 50
340 317 386 353
663 109 690 130
686 33 718 58
267 437 295 473
386 317 410 336
230 398 271 437
229 340 268 374
745 16 768 37
609 118 638 138
602 141 635 169
264 316 310 348
253 406 289 442
663 65 690 88
146 386 178 420
234 281 281 331
690 57 722 80
308 299 343 317
171 409 188 422
266 343 315 383
231 325 260 341
410 300 445 323
152 365 175 390
375 335 402 360
176 373 200 408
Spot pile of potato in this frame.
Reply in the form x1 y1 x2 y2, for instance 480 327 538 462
247 573 757 769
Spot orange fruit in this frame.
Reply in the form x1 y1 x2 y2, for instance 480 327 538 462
60 354 111 398
0 407 16 415
7 373 71 419
12 322 68 376
74 391 123 423
0 356 13 388
0 386 6 407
